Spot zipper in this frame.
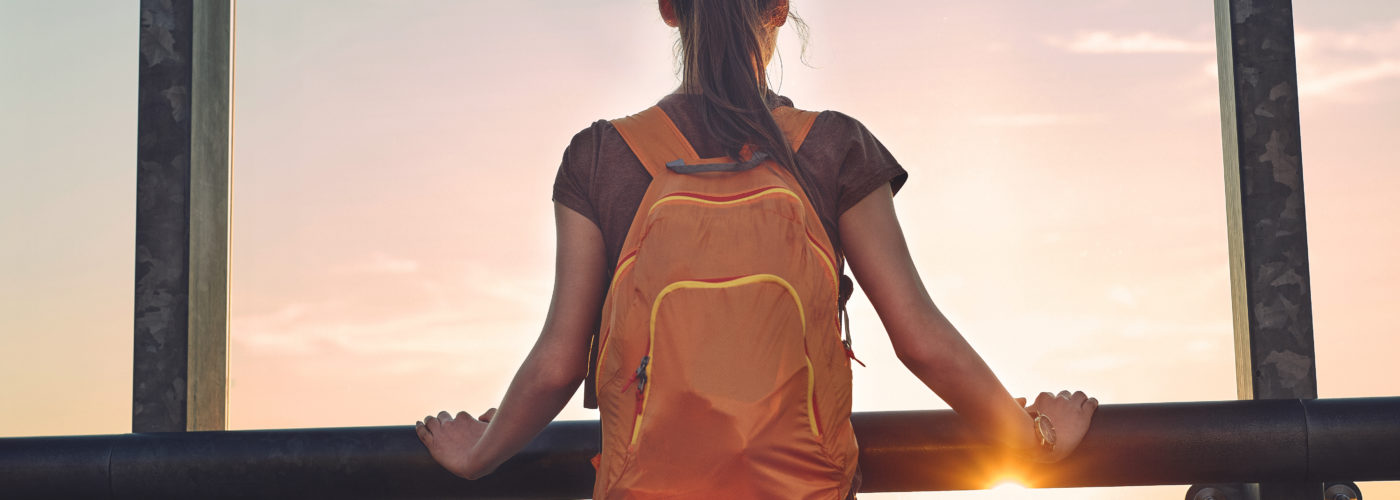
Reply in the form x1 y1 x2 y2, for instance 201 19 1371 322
647 186 799 218
841 307 866 368
621 355 649 447
625 275 821 448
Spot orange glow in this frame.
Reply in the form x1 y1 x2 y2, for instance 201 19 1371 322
990 478 1028 491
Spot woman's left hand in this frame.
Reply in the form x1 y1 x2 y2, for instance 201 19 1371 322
1025 391 1098 463
416 408 498 479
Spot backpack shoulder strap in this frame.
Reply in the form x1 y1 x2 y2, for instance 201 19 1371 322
771 106 820 152
612 106 820 175
611 106 698 177
586 106 691 409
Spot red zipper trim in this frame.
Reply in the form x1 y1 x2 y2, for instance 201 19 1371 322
663 186 785 203
805 230 836 270
689 274 749 284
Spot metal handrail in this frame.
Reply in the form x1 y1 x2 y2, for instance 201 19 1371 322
3 397 1397 499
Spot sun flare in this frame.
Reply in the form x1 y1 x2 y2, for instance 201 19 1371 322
991 480 1028 491
976 479 1031 499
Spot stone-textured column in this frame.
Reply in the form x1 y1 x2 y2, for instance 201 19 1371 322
1213 0 1319 498
133 0 233 433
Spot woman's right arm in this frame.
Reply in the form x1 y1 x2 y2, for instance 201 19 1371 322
838 184 1096 460
417 202 607 478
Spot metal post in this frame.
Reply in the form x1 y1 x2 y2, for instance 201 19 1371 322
1213 0 1318 498
133 0 233 433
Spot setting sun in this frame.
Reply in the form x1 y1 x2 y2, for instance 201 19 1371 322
991 480 1028 491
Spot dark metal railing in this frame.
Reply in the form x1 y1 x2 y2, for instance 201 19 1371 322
2 397 1397 499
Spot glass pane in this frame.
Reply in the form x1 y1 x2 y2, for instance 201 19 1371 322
1295 0 1400 399
0 0 136 437
804 1 1239 417
818 2 1229 498
227 0 1398 498
1295 2 1400 497
228 0 680 430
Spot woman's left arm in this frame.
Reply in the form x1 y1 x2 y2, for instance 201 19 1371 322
417 202 607 479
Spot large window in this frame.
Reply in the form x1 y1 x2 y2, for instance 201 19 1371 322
2 0 1395 498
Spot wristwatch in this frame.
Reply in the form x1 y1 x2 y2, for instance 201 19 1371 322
1029 411 1057 455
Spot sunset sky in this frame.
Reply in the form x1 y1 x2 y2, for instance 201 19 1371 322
3 1 1399 498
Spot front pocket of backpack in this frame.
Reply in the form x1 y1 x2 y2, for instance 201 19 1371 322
616 274 827 492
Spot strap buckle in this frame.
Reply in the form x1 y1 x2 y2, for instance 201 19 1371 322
665 151 770 174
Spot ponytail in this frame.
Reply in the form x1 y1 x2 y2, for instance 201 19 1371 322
671 0 804 172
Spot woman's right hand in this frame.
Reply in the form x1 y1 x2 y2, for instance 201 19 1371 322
1025 391 1098 463
416 408 498 479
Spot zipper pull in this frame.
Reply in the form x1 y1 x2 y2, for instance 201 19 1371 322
840 300 866 367
634 356 649 394
632 356 650 416
844 339 867 368
622 355 650 393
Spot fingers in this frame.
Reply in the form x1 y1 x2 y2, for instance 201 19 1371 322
415 420 433 444
423 409 488 434
424 411 453 434
1070 391 1089 409
1034 391 1098 413
1014 397 1027 407
423 409 486 434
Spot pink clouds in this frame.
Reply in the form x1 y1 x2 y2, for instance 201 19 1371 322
1048 31 1215 54
1297 21 1400 98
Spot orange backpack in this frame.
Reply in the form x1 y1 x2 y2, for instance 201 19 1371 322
589 105 859 499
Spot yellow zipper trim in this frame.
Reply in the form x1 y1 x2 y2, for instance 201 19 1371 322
633 274 819 445
612 253 637 288
647 187 800 217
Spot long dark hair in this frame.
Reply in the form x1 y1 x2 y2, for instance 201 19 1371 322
670 0 807 171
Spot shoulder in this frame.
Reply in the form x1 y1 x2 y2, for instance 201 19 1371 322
809 110 877 140
558 118 634 171
794 107 891 160
793 107 908 208
564 119 619 153
775 105 878 146
556 119 619 190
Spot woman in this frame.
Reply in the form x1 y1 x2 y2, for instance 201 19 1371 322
416 1 1098 498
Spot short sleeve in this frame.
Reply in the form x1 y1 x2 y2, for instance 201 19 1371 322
551 120 610 227
828 111 908 216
